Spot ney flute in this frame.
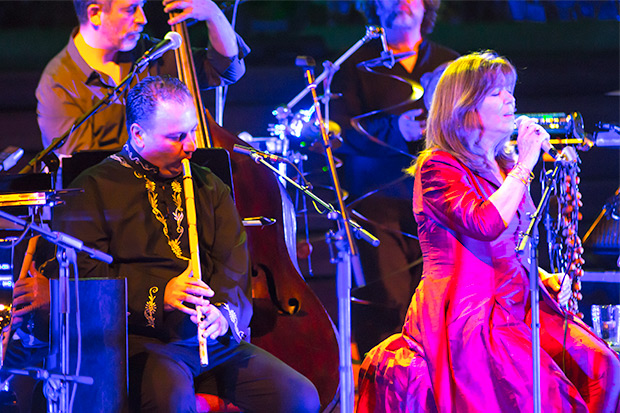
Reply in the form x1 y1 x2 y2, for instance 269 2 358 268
182 158 209 367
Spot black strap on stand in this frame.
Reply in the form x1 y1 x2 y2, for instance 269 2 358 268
0 209 111 413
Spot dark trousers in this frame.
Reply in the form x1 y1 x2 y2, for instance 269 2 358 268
128 334 320 413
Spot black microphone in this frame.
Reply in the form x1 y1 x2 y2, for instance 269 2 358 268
233 144 284 163
135 32 183 72
515 115 564 161
0 146 24 172
378 27 395 68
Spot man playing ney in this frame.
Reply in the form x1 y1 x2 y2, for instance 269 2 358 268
55 75 320 412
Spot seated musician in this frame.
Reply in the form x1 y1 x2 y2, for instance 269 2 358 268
47 75 319 412
36 0 249 159
357 51 620 412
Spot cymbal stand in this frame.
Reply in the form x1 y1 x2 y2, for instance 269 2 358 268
0 209 111 413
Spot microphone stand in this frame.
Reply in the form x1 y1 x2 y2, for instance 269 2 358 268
0 209 112 413
267 28 383 411
20 59 146 175
273 26 382 121
303 63 368 412
517 162 563 413
235 145 378 413
234 146 379 248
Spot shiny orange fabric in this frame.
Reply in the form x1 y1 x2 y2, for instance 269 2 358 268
357 150 620 413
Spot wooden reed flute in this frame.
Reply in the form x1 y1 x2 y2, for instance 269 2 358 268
181 158 209 367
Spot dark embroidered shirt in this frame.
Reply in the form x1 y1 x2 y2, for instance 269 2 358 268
54 145 251 343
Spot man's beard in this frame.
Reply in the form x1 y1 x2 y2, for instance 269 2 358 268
384 11 419 29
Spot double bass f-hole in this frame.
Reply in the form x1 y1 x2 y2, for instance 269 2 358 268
252 264 300 316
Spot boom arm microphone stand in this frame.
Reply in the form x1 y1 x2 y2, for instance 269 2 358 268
267 28 384 411
234 143 378 412
19 34 175 175
302 60 367 413
19 70 139 177
273 26 383 123
0 209 112 413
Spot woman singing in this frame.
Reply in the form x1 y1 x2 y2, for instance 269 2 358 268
357 51 620 412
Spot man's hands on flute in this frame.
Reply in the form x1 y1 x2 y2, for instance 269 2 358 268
164 262 229 339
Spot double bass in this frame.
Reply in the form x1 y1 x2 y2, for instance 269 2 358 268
170 17 340 410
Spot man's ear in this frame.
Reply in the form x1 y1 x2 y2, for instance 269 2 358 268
87 3 104 27
130 123 146 149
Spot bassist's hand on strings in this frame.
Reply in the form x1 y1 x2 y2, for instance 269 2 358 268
163 0 239 57
164 261 214 316
164 0 223 24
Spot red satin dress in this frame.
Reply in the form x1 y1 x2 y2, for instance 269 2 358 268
357 150 620 413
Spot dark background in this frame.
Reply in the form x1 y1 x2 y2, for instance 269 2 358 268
0 0 618 325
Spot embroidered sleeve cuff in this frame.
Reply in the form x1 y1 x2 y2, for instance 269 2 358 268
215 303 246 342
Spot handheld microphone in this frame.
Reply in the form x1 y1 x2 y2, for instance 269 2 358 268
135 32 183 72
233 144 284 163
515 115 565 161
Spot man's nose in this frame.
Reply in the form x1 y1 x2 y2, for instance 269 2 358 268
184 136 197 153
136 6 147 25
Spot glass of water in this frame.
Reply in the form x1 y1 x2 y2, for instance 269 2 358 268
591 305 620 346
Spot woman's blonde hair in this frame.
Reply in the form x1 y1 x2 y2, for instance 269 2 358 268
408 51 517 175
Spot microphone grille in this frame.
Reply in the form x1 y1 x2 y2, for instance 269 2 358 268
164 31 183 49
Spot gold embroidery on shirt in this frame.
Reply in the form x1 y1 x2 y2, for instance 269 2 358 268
111 154 190 261
145 286 158 328
140 173 189 261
